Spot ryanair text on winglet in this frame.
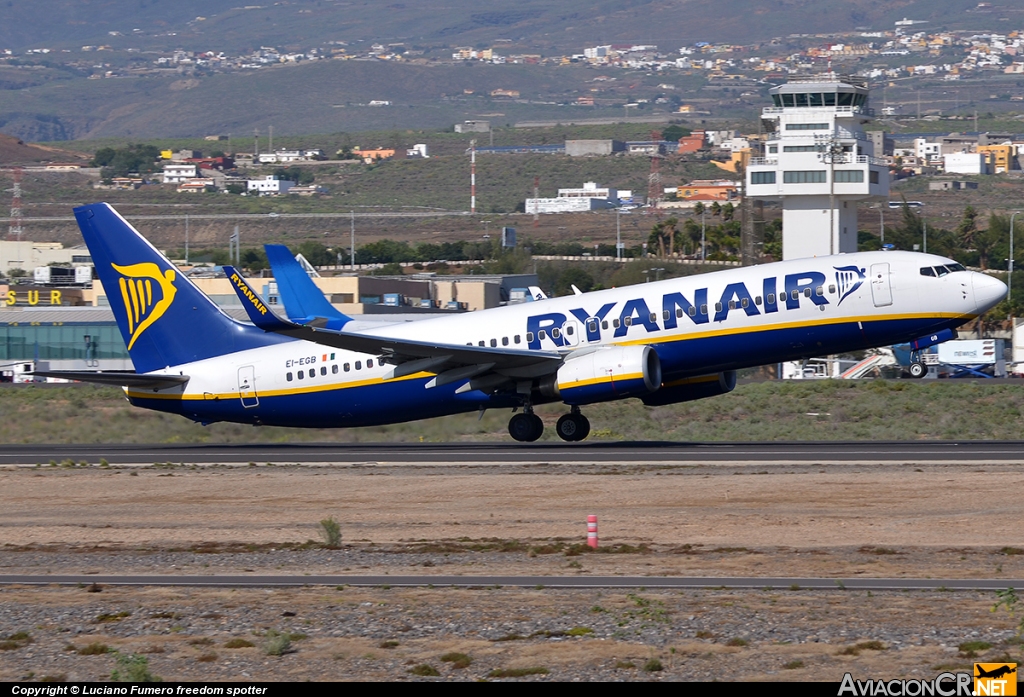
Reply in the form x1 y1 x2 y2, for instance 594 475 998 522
230 272 268 316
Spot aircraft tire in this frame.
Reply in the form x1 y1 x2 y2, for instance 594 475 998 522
556 413 590 442
510 413 544 442
908 361 927 379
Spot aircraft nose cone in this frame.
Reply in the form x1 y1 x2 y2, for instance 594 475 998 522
972 272 1007 313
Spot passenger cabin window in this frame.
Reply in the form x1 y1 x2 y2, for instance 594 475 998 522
815 286 824 296
332 365 339 374
502 337 509 346
664 310 672 320
623 317 632 327
367 359 373 368
587 320 597 333
538 330 547 340
649 312 658 323
612 319 620 328
490 338 497 347
728 300 737 310
741 298 749 308
804 288 812 298
478 341 485 347
566 325 574 336
688 306 697 317
755 296 762 305
514 335 521 344
526 332 534 342
321 366 327 376
715 302 723 312
602 320 609 330
355 361 362 370
551 328 561 339
286 372 293 381
344 363 350 372
828 285 836 293
767 293 775 304
791 290 800 300
298 370 304 379
700 304 708 315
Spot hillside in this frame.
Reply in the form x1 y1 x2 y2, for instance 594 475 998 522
0 0 1005 54
0 132 78 164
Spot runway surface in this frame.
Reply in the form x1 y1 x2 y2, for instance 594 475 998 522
1 574 1021 590
1 441 1023 466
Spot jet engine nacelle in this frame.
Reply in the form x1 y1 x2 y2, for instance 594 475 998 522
640 370 737 406
541 345 662 405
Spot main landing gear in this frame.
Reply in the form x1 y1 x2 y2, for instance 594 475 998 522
508 406 592 443
508 409 544 442
556 406 590 442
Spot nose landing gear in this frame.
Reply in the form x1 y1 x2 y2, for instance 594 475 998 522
555 406 591 442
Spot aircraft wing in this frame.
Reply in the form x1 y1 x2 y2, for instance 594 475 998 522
224 267 563 379
29 371 189 388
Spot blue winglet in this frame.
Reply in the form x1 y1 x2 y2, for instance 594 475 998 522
224 266 295 331
264 244 351 330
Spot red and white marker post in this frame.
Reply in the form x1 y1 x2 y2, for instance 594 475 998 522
587 515 599 549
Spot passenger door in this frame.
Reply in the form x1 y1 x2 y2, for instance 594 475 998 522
238 365 259 408
870 263 893 307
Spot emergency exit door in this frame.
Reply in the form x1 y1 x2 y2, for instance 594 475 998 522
869 263 892 307
238 365 259 408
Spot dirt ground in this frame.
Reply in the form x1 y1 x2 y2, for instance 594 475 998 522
1 462 1023 682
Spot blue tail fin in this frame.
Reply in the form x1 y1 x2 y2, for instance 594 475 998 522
75 203 288 372
264 244 351 330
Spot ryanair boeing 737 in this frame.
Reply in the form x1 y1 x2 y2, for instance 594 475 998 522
36 203 1007 442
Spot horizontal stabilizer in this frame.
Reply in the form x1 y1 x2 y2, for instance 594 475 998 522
30 371 189 389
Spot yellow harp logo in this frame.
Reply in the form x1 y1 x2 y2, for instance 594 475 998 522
111 262 177 350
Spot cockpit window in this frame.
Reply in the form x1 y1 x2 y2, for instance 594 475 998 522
947 263 966 272
920 267 936 277
935 265 950 277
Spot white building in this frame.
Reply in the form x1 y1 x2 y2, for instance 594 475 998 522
406 143 429 158
162 163 198 184
745 75 889 259
944 152 990 175
914 138 941 160
524 198 617 214
247 176 296 195
557 181 618 200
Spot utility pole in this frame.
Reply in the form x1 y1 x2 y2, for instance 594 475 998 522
185 214 189 264
470 139 476 214
350 211 355 272
7 166 23 241
616 207 622 261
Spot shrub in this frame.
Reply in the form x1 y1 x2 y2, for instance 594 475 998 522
441 652 472 668
566 627 594 636
726 638 749 647
643 658 664 672
224 639 255 649
110 653 161 682
263 631 292 656
318 517 342 547
379 640 399 649
196 653 218 663
409 664 440 676
488 667 549 677
77 643 111 655
783 660 805 669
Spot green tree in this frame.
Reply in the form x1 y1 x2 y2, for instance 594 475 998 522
956 205 979 249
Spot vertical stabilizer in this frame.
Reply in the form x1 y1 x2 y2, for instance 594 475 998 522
264 244 351 329
75 203 287 372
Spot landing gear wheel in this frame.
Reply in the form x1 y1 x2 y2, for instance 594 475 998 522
908 361 927 379
509 412 544 442
556 413 591 442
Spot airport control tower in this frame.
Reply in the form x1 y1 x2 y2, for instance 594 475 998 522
745 74 889 260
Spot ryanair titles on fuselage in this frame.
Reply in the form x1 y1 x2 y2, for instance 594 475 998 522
525 266 866 349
